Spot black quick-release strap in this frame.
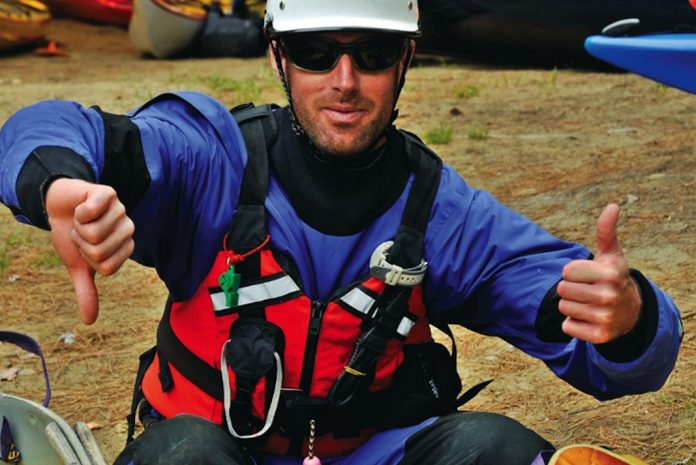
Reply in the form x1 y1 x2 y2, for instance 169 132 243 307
328 134 443 407
126 346 157 444
432 323 492 409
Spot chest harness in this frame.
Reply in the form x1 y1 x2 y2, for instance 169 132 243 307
128 105 475 457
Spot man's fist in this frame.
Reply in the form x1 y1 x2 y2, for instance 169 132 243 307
45 178 135 324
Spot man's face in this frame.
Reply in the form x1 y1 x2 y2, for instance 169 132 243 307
279 32 409 157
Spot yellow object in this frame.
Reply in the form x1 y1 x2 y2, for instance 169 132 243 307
151 0 233 21
344 365 367 377
244 0 264 16
0 0 50 52
549 445 650 465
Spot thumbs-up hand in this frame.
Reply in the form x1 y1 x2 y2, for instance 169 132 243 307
45 178 135 325
557 204 642 344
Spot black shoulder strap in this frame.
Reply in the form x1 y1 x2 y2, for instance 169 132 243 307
224 104 278 253
387 131 442 268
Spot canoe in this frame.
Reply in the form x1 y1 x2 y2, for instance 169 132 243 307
128 0 264 58
129 0 227 58
42 0 132 26
0 0 50 53
418 0 696 63
585 33 696 94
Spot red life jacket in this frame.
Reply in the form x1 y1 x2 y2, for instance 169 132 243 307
135 105 463 457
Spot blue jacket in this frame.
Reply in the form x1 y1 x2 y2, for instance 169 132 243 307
0 91 683 401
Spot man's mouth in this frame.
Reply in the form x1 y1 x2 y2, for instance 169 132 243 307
322 106 366 124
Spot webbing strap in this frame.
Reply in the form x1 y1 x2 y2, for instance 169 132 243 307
219 108 276 435
233 105 272 207
387 134 442 268
156 301 224 401
126 346 157 444
225 104 276 252
432 322 493 410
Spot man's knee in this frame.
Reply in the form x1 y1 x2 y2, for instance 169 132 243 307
400 412 553 465
113 415 252 465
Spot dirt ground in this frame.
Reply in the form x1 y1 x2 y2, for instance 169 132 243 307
0 18 695 464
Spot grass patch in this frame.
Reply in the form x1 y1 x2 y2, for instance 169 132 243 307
533 67 559 89
467 128 489 140
199 75 266 102
424 125 453 145
456 86 480 99
0 231 27 275
0 224 56 275
652 83 669 94
199 74 239 92
34 252 62 268
548 67 558 87
132 88 156 102
0 246 8 275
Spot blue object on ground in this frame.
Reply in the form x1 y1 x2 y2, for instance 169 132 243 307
585 33 696 94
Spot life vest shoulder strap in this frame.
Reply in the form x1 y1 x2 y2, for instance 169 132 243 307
385 129 443 269
225 103 278 252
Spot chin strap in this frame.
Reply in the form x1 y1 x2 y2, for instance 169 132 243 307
389 39 414 126
270 39 304 137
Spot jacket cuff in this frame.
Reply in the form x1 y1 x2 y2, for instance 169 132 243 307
535 267 660 364
594 268 659 363
15 146 95 230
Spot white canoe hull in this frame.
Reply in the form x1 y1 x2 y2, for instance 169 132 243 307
128 0 204 58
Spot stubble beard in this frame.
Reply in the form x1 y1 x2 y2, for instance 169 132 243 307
291 94 395 157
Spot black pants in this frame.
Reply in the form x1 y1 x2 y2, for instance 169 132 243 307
113 412 553 465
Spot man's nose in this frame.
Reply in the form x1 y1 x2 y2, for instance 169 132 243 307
330 53 359 91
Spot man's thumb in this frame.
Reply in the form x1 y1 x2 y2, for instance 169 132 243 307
67 266 99 325
596 203 621 258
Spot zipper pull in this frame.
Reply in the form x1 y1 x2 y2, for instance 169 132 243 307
309 302 322 335
302 419 321 465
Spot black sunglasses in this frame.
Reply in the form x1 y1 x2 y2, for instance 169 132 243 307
280 35 408 73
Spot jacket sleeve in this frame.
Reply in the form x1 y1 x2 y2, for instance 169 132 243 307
0 92 248 300
424 165 683 400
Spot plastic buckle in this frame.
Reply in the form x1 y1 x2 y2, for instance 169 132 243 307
383 264 404 286
369 241 427 287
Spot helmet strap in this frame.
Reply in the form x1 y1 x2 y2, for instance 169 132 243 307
390 39 415 125
270 39 305 138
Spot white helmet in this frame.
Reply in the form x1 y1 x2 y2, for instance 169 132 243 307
264 0 421 37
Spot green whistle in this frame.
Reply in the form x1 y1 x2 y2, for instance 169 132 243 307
219 265 241 307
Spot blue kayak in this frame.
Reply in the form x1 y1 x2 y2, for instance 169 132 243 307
585 33 696 94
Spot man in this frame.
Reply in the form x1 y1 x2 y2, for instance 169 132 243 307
0 1 683 464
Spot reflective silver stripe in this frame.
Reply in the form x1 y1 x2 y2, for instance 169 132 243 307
210 292 228 311
339 288 376 315
211 275 300 311
396 317 416 337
